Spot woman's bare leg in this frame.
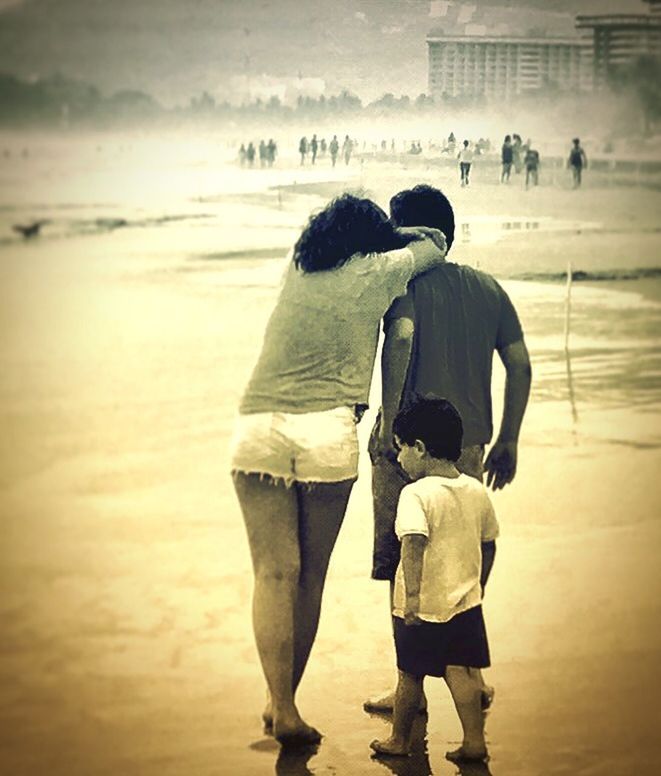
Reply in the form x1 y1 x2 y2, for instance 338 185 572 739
292 479 354 691
233 472 320 744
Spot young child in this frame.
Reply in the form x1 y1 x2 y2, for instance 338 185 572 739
369 396 499 762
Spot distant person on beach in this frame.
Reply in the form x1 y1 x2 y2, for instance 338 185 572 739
501 135 513 183
329 135 339 167
512 134 523 174
343 135 353 165
524 143 540 189
458 140 474 187
310 134 318 165
246 142 256 168
364 184 531 717
239 143 247 167
568 138 588 188
299 136 308 165
320 137 327 156
231 194 447 748
259 140 267 168
267 138 277 167
370 397 499 762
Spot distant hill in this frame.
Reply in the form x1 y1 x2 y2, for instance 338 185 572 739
0 0 652 105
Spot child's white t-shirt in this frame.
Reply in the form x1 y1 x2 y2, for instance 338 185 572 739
393 474 499 623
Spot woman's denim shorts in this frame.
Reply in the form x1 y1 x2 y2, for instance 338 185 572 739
230 406 359 486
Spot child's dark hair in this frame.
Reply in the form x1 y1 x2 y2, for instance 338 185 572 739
293 193 413 273
389 184 455 252
393 395 463 462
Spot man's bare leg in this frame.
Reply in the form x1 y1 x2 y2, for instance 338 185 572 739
363 580 427 713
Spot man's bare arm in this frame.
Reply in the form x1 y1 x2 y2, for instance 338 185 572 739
377 317 414 457
485 339 532 490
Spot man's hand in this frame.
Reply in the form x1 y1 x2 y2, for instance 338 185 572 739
484 440 517 491
376 414 397 461
404 595 422 626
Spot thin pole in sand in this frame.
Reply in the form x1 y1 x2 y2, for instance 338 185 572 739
563 259 572 351
564 260 579 424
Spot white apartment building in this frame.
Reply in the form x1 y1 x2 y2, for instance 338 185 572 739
427 33 592 100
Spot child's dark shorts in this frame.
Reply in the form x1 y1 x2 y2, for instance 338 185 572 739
393 605 490 678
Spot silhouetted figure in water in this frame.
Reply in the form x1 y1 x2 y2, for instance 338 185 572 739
568 138 587 188
299 136 308 165
246 142 256 167
329 135 339 167
501 135 513 183
13 220 48 239
310 134 318 165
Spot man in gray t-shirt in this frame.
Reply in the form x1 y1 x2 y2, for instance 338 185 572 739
365 184 532 713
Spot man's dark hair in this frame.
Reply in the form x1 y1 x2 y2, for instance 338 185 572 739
393 395 463 462
293 193 414 273
389 184 455 251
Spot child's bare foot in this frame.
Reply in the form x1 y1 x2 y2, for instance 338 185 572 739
445 745 489 763
274 718 322 749
363 690 427 714
370 738 410 757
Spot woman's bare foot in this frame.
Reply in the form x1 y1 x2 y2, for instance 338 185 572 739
274 717 322 749
262 711 273 735
370 737 410 757
363 690 427 714
445 745 489 763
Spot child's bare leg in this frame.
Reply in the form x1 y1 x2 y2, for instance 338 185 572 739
444 665 488 762
370 670 424 756
469 667 495 709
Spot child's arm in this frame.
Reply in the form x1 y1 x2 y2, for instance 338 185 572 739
401 534 427 625
480 540 496 593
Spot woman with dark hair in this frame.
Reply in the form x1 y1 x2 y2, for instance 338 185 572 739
230 193 446 747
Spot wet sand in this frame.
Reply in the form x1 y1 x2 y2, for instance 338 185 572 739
1 153 661 775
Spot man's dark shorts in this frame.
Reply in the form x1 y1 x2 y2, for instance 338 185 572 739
370 423 485 581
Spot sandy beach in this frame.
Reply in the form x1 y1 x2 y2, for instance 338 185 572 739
1 133 660 776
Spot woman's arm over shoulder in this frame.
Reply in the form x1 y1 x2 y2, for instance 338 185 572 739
402 228 447 276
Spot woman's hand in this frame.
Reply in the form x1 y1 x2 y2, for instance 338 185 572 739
398 226 447 255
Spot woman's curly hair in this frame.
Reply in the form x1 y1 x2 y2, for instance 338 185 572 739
293 194 413 273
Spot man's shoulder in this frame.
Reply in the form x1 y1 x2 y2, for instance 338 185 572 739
410 262 500 291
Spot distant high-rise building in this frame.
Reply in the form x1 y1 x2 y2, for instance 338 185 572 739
426 33 592 100
576 9 661 87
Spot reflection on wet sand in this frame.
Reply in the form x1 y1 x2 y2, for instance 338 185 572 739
274 743 320 776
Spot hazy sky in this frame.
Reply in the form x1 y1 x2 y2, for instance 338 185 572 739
0 0 653 104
